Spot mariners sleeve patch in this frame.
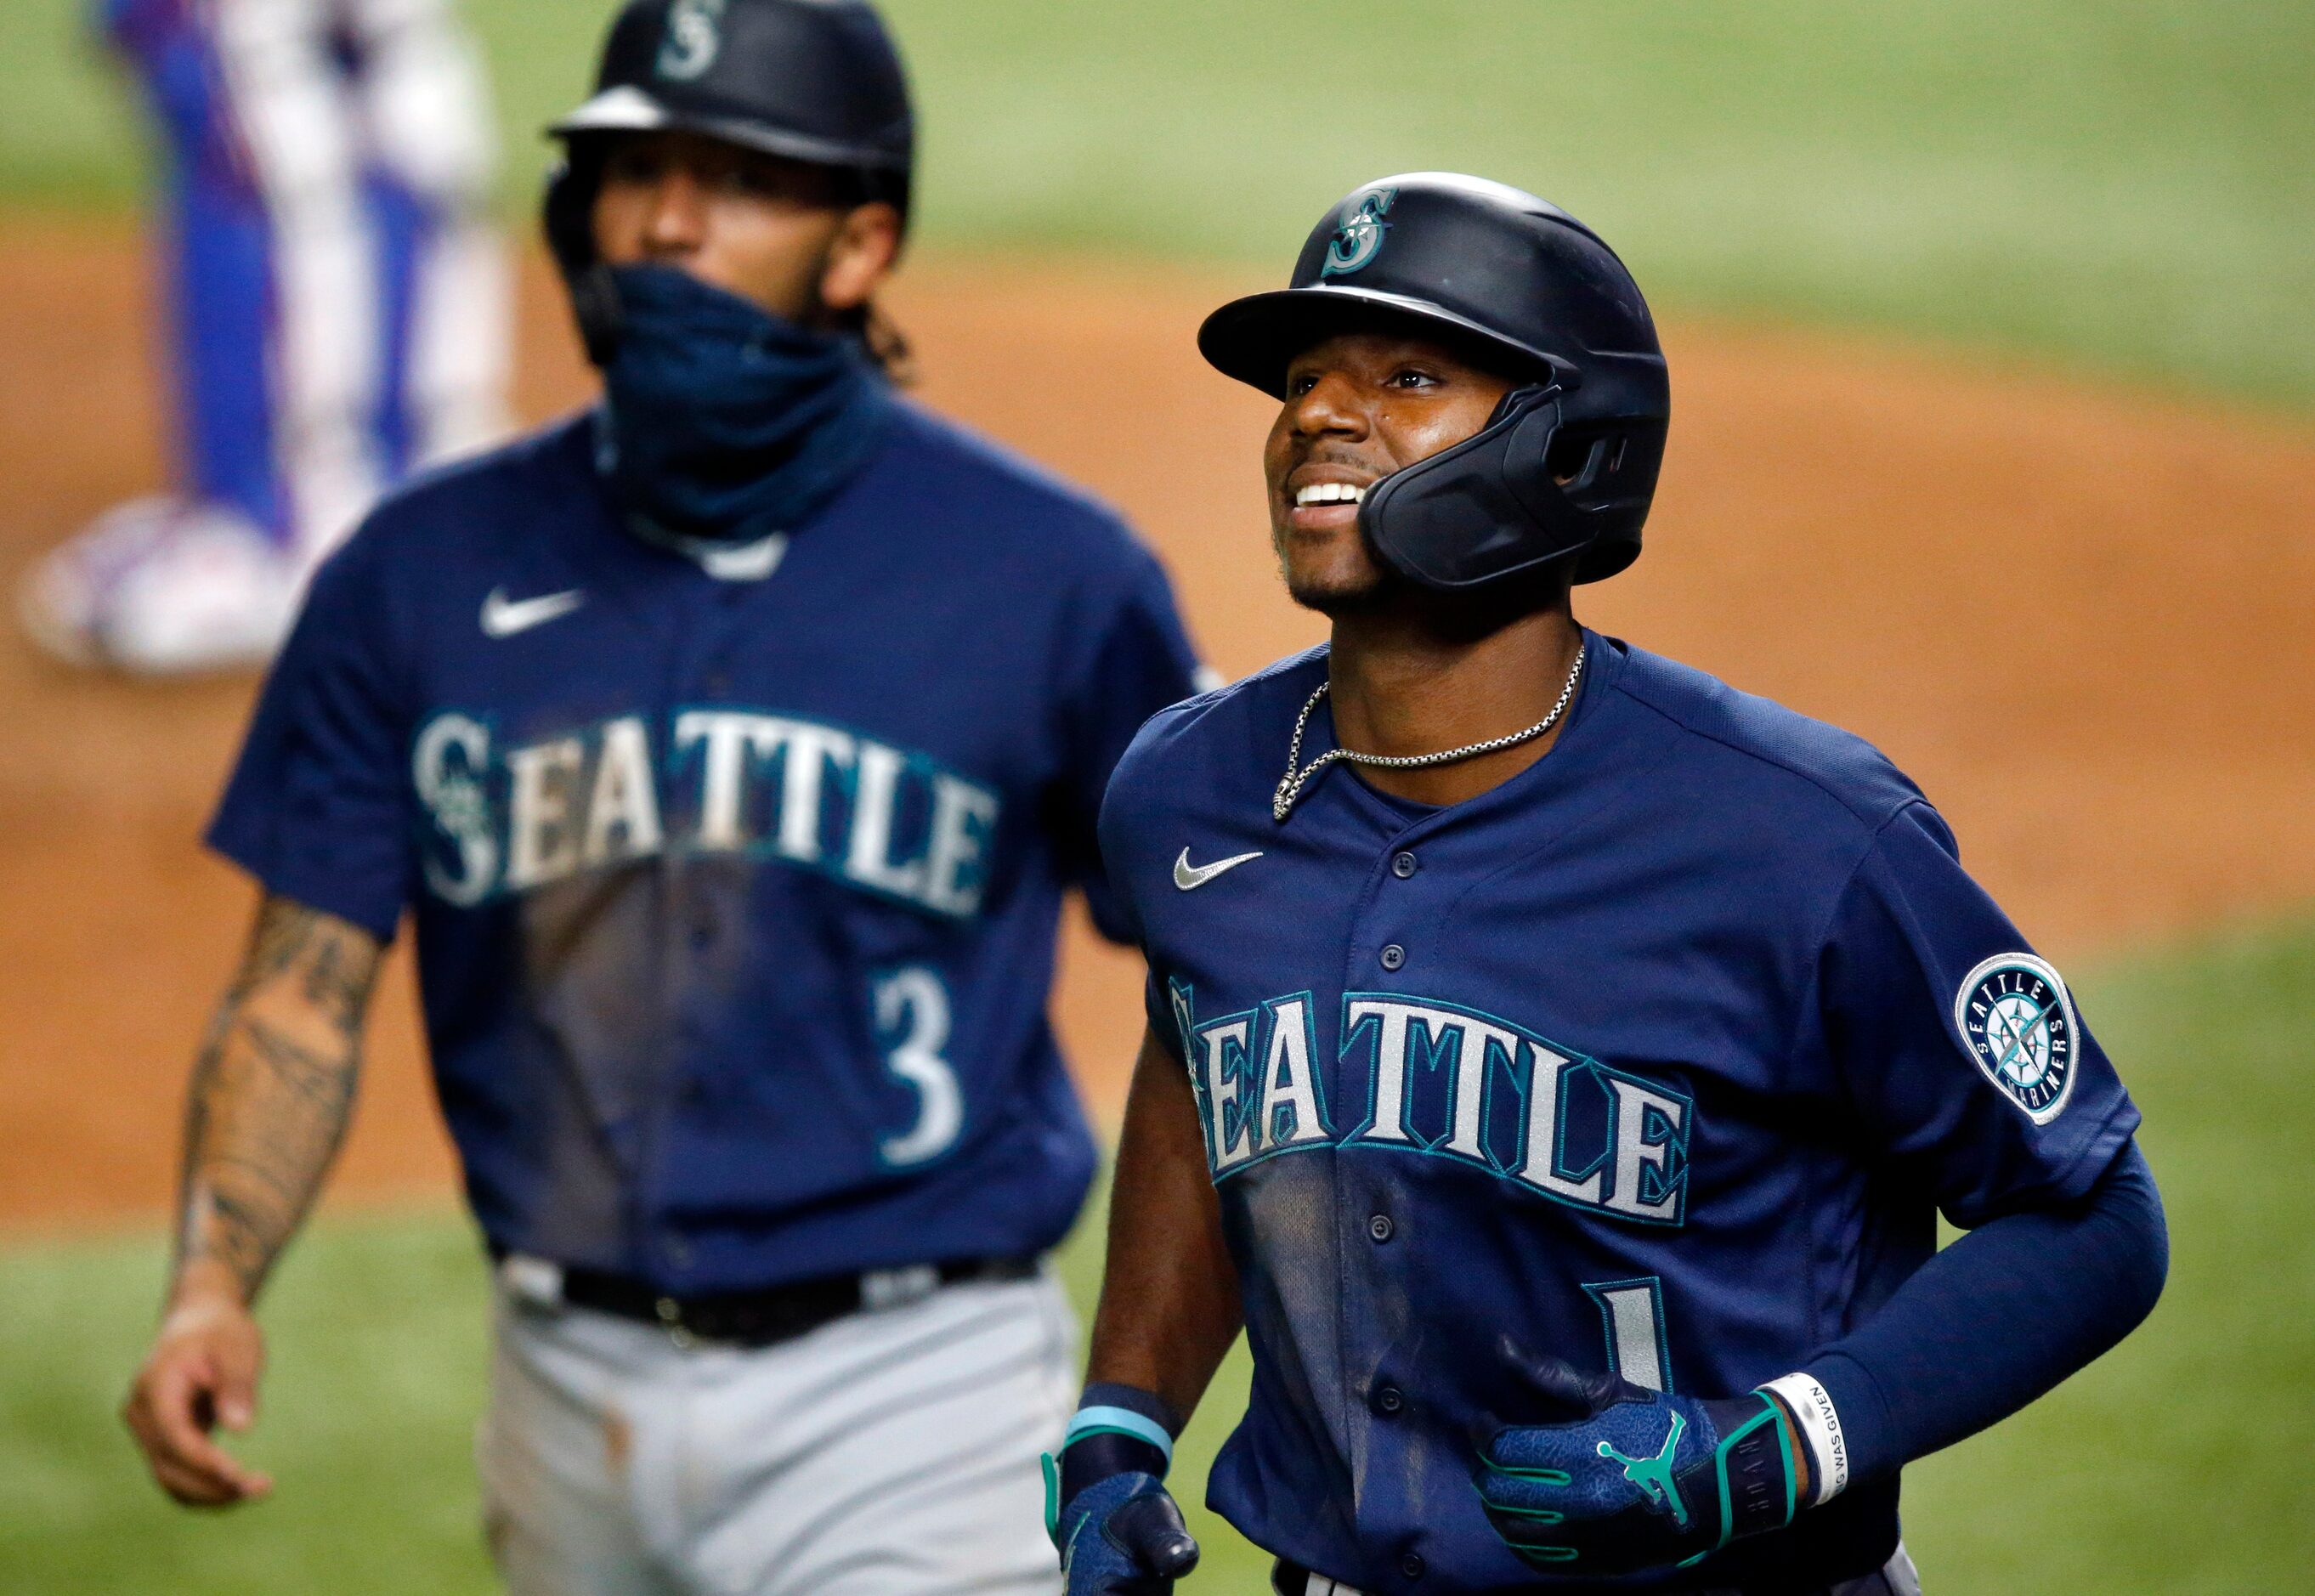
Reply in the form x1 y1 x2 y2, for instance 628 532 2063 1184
1954 953 2079 1125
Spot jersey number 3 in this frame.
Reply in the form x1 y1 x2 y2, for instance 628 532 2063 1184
873 967 963 1167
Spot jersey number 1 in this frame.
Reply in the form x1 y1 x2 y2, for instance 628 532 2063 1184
873 967 963 1167
1584 1276 1673 1393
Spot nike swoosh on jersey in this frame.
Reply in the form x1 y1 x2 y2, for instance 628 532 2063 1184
1174 847 1264 891
481 586 586 638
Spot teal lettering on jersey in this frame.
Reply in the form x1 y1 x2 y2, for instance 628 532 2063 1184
412 706 1003 920
1169 980 1691 1227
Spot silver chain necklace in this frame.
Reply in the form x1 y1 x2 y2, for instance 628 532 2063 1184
1272 642 1587 822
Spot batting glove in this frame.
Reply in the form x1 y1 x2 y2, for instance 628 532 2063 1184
1045 1388 1201 1596
1473 1342 1799 1578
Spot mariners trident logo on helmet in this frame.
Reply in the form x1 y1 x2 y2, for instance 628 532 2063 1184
1321 188 1396 278
659 0 728 80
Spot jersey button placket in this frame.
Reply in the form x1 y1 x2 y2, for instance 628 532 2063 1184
1391 850 1418 879
1373 1384 1405 1416
1367 1213 1394 1243
1399 1551 1426 1580
1378 942 1406 971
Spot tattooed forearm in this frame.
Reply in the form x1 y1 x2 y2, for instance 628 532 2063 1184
173 897 383 1304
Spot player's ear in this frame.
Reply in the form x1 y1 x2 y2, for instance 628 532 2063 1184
820 202 903 314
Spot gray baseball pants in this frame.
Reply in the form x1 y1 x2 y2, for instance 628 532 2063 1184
477 1268 1075 1596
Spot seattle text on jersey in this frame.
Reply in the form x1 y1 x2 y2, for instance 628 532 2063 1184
1169 980 1690 1226
415 707 1000 919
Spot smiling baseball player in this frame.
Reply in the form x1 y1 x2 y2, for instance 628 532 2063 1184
1056 175 2168 1595
119 3 1203 1590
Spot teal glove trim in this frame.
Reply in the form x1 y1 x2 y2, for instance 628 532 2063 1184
1474 1377 1801 1576
1676 1394 1797 1570
1067 1404 1175 1467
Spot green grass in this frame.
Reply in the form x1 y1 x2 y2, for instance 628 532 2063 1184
1 2 2309 405
3 914 2312 1591
0 1214 499 1593
1899 919 2315 1593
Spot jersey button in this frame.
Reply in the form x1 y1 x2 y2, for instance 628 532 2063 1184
1400 1552 1426 1579
1367 1213 1394 1243
1379 943 1406 971
1373 1384 1405 1415
1391 851 1418 879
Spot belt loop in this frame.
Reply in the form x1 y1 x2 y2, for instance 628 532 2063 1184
499 1253 565 1310
861 1263 940 1311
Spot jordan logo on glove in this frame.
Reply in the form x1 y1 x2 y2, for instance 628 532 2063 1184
1471 1338 1800 1576
1597 1412 1691 1528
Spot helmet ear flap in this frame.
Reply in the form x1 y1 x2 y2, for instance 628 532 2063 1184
1363 387 1592 591
1566 417 1665 584
1545 432 1611 496
542 157 596 281
541 150 625 366
1498 396 1569 528
567 264 625 368
1485 382 1547 430
1363 383 1663 591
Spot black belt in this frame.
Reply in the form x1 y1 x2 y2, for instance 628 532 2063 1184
524 1253 1040 1349
1271 1559 1910 1596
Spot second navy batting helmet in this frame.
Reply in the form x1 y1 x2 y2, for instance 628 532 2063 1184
543 0 914 359
1199 173 1669 588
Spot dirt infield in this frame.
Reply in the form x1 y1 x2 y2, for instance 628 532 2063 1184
2 217 2309 1231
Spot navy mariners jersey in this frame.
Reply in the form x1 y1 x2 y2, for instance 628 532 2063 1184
1098 634 2139 1594
210 402 1200 1293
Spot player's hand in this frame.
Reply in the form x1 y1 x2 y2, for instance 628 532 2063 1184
1051 1469 1201 1596
122 1282 275 1508
1471 1338 1796 1577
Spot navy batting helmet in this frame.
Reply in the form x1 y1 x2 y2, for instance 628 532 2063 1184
543 0 914 359
1199 173 1669 588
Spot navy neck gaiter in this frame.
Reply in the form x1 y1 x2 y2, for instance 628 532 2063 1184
591 263 892 545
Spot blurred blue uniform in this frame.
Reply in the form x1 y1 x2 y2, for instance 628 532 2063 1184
1097 635 2140 1593
99 0 507 553
210 404 1203 1289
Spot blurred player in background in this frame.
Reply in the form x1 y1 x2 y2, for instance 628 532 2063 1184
21 0 510 675
120 2 1203 1591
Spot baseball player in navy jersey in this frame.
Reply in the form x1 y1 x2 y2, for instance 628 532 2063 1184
25 0 508 675
120 3 1202 1589
1054 175 2168 1596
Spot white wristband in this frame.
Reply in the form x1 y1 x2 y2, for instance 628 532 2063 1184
1762 1372 1849 1505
